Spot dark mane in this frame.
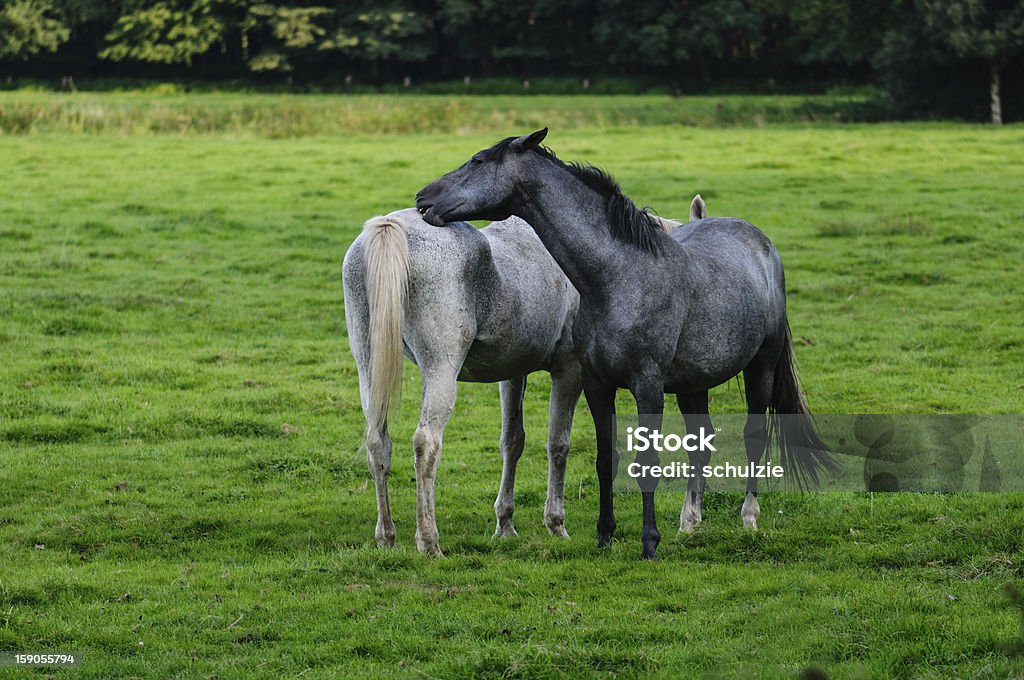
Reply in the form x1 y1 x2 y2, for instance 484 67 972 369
481 137 665 255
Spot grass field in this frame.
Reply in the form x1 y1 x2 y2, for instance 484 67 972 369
0 91 869 136
1 92 1023 678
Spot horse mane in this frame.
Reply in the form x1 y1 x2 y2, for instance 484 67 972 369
481 137 666 255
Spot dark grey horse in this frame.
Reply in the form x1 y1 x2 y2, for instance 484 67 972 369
342 200 704 555
416 129 833 559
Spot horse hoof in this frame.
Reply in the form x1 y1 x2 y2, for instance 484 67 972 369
375 522 396 548
741 496 760 530
679 517 701 534
641 531 661 560
416 536 443 557
547 525 570 539
492 526 518 539
597 532 614 549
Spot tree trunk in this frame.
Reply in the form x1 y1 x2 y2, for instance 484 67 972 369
990 64 1002 125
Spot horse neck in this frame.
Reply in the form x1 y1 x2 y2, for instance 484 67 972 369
511 161 629 295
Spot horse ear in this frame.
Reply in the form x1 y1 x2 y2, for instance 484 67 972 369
513 128 548 150
689 194 707 221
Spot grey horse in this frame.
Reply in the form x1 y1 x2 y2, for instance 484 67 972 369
415 129 834 559
343 209 582 555
343 198 707 556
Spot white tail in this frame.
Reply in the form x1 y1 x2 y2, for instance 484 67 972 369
690 194 707 221
362 214 410 439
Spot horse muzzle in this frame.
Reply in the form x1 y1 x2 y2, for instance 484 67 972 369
415 201 446 227
416 192 466 227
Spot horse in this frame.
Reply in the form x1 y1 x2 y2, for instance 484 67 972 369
343 209 582 556
342 197 708 556
415 129 834 559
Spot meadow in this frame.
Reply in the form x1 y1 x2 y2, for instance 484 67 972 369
1 92 1023 678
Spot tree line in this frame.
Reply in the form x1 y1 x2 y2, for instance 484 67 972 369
2 0 1022 122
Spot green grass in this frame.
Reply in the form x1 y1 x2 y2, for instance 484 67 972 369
1 92 1023 678
0 91 871 136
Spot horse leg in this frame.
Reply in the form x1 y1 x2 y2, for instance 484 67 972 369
349 292 397 548
413 363 459 556
742 360 774 529
544 361 582 538
357 358 395 546
583 370 617 549
676 391 713 534
631 380 664 560
365 421 396 548
494 376 527 538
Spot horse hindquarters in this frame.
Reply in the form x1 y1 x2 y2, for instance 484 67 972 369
401 222 481 555
739 321 836 530
343 215 411 548
343 265 396 546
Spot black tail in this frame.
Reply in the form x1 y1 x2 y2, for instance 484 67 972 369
768 324 837 489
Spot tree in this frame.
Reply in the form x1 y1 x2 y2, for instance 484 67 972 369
0 0 71 60
243 4 332 74
917 0 1024 123
100 0 225 66
592 0 763 84
327 2 436 77
773 0 895 67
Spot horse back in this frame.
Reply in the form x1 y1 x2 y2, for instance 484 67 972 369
673 217 783 294
666 217 788 389
391 210 577 382
463 217 579 379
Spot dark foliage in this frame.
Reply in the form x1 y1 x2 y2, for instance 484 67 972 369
0 0 1022 120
